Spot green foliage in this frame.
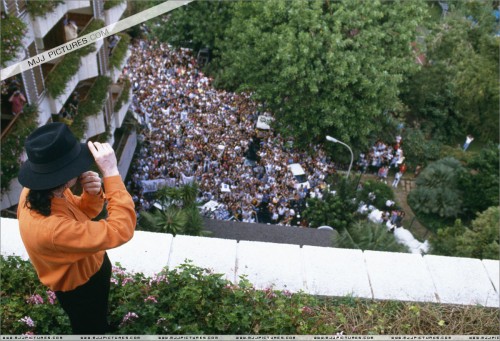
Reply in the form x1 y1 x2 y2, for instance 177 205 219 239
430 207 499 260
333 220 409 253
0 105 39 192
104 0 125 11
26 0 64 18
109 33 131 70
303 190 356 231
45 20 105 99
458 144 500 221
114 78 131 113
2 256 499 335
0 256 71 334
429 219 468 257
357 180 395 211
152 1 233 52
70 76 112 140
1 13 27 67
402 127 442 169
408 157 465 224
402 1 500 143
138 183 206 236
213 0 427 149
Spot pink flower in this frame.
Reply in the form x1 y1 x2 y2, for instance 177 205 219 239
19 316 35 327
26 294 44 305
301 306 314 315
110 277 119 285
120 312 139 326
144 295 158 303
121 277 134 286
46 290 56 305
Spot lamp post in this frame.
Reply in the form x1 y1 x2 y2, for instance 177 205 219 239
326 135 353 179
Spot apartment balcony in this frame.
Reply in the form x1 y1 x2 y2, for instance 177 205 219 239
83 108 106 140
104 0 126 26
30 1 90 39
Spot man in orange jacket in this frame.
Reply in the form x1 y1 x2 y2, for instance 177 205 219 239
17 122 136 334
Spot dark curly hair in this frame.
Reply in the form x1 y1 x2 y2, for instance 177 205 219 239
24 186 60 216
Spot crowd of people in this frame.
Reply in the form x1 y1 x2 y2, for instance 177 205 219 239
124 40 337 226
357 136 408 188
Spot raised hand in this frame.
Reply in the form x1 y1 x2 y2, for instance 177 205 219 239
87 141 119 178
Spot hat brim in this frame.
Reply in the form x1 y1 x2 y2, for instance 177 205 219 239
18 143 94 190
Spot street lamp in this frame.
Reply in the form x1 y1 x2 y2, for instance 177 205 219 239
326 135 353 179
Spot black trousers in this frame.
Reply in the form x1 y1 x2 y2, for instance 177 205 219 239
55 253 112 334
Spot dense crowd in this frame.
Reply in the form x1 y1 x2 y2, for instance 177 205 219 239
124 41 336 226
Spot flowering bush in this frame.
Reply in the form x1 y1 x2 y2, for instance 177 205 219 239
1 13 27 67
1 255 499 335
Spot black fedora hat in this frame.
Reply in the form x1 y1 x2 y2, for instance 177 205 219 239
18 123 94 190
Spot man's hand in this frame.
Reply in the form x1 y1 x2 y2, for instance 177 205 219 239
79 171 102 195
87 141 120 178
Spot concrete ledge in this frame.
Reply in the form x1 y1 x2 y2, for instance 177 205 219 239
365 251 438 303
1 217 499 307
236 240 304 292
482 259 500 293
168 235 237 282
107 230 173 277
302 246 372 299
424 255 499 307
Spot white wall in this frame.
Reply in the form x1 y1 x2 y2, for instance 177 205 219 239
1 217 498 308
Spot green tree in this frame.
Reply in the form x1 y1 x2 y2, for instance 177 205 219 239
429 219 467 257
152 0 233 53
214 0 427 149
408 157 466 226
333 220 409 253
430 207 499 260
401 127 442 169
455 206 499 260
357 180 395 211
138 183 206 236
303 190 356 231
402 1 500 143
458 144 500 220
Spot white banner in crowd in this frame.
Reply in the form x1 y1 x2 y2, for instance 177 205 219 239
141 177 177 193
0 0 194 81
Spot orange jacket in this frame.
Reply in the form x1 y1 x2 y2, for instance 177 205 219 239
17 176 136 292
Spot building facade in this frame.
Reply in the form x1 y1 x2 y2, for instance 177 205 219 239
1 0 135 211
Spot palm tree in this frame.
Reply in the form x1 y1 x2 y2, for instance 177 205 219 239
138 182 207 236
333 220 409 253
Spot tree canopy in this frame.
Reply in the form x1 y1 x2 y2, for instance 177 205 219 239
214 0 427 149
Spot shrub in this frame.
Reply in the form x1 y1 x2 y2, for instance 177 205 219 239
104 0 126 10
109 33 131 70
114 78 131 113
430 207 500 260
0 13 27 67
26 0 64 18
303 191 356 231
70 76 112 140
2 256 499 335
357 180 395 211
